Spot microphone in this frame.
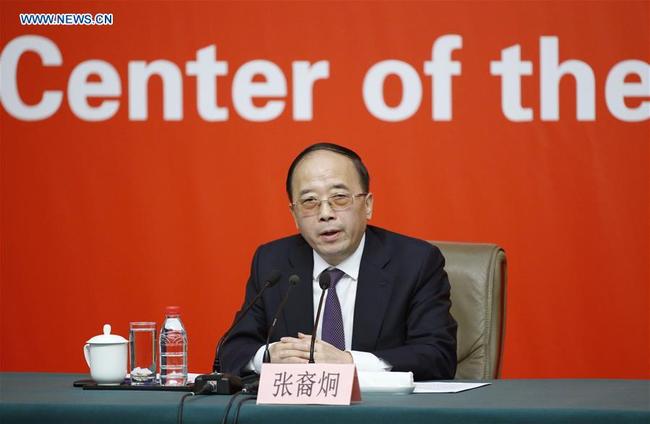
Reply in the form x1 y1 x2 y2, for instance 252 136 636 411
196 270 281 395
213 269 281 373
309 271 331 363
263 274 300 363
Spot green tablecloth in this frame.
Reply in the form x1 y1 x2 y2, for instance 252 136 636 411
1 373 648 424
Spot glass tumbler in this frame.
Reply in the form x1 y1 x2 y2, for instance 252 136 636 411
129 322 156 385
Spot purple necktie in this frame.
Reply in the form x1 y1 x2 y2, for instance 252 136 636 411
321 268 346 351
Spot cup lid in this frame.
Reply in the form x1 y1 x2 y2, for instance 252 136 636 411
86 324 128 344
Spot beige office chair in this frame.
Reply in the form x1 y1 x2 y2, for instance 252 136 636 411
430 241 507 380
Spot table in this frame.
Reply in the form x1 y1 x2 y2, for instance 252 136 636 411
1 373 648 424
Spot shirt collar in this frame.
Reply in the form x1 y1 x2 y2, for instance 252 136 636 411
312 233 366 281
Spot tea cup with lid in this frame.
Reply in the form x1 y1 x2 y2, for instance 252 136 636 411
83 324 128 385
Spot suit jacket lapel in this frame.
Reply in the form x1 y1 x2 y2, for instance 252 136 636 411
283 236 315 337
352 227 393 351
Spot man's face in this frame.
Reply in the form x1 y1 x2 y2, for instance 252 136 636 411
290 150 373 265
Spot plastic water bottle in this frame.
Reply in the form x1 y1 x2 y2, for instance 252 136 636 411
159 306 188 386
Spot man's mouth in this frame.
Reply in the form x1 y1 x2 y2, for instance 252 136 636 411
319 229 341 241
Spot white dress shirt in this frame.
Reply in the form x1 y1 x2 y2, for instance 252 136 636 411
247 234 391 373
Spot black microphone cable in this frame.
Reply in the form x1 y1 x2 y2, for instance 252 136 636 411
179 366 261 424
176 392 195 424
220 390 245 424
232 395 257 424
178 375 226 424
177 389 256 424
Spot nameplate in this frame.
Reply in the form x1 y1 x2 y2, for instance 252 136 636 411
257 363 361 405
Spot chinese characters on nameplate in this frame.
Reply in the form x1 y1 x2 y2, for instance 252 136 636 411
257 363 361 405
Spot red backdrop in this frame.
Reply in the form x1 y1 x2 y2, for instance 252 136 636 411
1 1 648 378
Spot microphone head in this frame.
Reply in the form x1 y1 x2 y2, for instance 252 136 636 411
265 269 282 287
318 271 331 290
288 274 300 286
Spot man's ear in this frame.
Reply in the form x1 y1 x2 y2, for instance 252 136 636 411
365 193 374 219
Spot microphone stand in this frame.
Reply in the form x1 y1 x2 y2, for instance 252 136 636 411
263 275 300 363
309 272 331 363
196 271 280 395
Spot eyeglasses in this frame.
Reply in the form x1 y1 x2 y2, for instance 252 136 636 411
291 193 369 216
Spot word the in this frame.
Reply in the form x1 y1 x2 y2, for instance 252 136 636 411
490 36 649 122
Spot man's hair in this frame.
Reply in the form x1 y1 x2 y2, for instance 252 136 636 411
286 143 370 201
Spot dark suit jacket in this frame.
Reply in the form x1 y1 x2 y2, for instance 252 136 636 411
218 225 457 381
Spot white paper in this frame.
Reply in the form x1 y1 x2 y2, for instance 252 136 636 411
358 371 415 394
413 381 490 393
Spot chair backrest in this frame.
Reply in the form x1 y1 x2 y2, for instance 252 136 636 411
430 241 507 380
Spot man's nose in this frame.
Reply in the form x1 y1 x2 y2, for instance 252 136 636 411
317 199 336 221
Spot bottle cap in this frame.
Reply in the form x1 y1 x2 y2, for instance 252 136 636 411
165 306 181 316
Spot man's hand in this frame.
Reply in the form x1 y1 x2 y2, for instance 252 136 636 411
269 332 353 364
268 336 309 364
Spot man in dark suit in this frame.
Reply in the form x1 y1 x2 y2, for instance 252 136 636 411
218 143 457 381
